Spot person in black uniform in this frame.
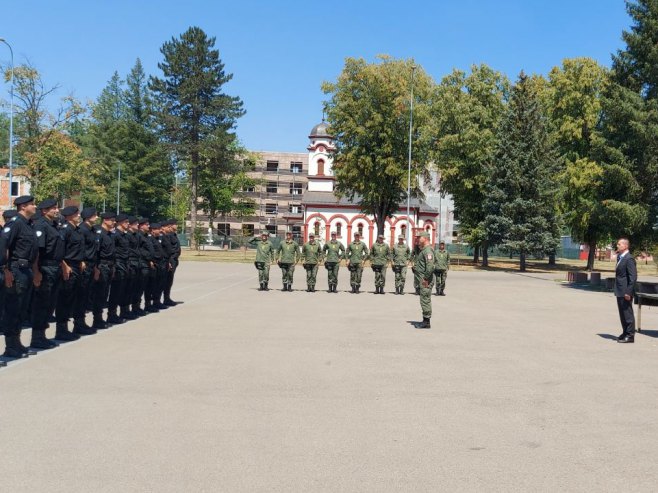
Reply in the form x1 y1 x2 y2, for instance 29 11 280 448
56 206 93 338
125 216 141 319
76 207 100 332
92 212 116 329
163 219 180 306
108 213 131 324
2 195 40 358
148 222 167 311
0 209 16 337
30 198 64 349
134 218 154 315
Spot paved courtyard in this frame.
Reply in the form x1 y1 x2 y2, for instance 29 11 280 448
1 261 658 491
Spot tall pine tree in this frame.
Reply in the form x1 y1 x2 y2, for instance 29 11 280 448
484 73 560 272
149 27 245 247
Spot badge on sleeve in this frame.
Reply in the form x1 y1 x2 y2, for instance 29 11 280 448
427 254 433 260
3 227 10 233
36 231 43 237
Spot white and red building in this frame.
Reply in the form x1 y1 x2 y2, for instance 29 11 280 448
301 122 440 248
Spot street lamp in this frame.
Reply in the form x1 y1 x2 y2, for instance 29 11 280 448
406 64 416 246
0 38 14 208
116 160 121 214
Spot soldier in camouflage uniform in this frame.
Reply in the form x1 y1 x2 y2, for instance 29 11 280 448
411 240 421 295
322 231 345 293
370 234 390 294
301 233 323 292
345 232 369 294
277 231 300 292
392 235 411 295
412 231 435 328
434 240 450 296
250 231 275 291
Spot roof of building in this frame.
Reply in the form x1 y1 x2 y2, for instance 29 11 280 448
301 191 438 214
309 121 332 138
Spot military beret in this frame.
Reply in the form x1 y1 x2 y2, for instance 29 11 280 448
2 209 17 220
354 232 361 236
150 222 162 229
260 230 268 235
331 231 337 235
61 206 79 217
138 218 150 225
309 233 315 237
115 213 129 222
418 231 430 239
37 198 57 210
166 219 176 225
128 216 138 224
285 231 292 235
80 207 97 220
14 195 34 206
398 235 405 240
100 212 116 220
378 234 385 238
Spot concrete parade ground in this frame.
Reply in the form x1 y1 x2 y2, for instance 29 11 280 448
2 262 658 492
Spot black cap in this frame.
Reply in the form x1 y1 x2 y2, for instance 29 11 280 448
61 206 79 217
2 209 17 220
80 207 97 220
150 222 162 229
128 216 138 224
100 212 116 220
37 198 57 210
138 218 149 225
14 195 34 206
116 213 129 222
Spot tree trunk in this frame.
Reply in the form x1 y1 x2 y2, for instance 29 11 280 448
190 164 198 250
520 251 526 272
481 241 489 267
586 238 597 271
473 244 480 264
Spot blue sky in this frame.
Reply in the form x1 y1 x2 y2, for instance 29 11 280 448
1 0 631 152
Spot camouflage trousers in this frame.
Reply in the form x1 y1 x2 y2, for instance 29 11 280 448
325 262 339 287
419 277 435 318
349 263 363 286
394 265 407 289
373 265 387 288
435 269 447 294
304 263 318 286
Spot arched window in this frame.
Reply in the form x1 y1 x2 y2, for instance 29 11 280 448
400 224 407 237
336 223 342 236
314 221 320 236
317 159 325 176
357 223 364 237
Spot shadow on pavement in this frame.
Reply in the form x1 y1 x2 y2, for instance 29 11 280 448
597 333 619 341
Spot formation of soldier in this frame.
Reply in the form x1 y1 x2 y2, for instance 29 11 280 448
0 195 181 363
251 229 451 328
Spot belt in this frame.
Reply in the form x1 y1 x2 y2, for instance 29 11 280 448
100 259 114 265
40 259 61 267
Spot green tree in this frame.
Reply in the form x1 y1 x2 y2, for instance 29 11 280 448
124 59 153 126
603 0 658 248
547 58 646 269
432 64 510 265
483 73 560 272
93 71 125 124
322 56 435 238
149 26 245 248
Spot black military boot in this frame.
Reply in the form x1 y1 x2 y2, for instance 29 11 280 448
92 317 108 329
264 282 270 291
3 335 26 359
259 283 264 291
106 310 125 324
439 289 445 296
311 285 315 292
351 285 356 293
132 304 146 317
306 285 311 292
73 319 97 336
30 329 57 350
415 288 420 295
120 306 136 321
16 336 37 355
418 317 431 329
356 285 360 294
55 322 80 341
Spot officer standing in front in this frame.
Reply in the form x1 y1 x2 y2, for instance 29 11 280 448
277 231 299 292
250 231 275 291
30 198 63 349
2 195 41 358
322 231 345 293
136 218 154 313
412 231 435 329
370 234 390 294
346 232 369 294
0 209 18 336
392 235 411 295
148 222 168 310
77 207 100 329
434 240 450 296
301 233 323 292
163 219 180 306
108 214 131 324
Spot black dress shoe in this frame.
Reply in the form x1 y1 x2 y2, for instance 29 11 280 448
618 336 635 343
3 347 27 358
617 333 626 341
106 316 125 325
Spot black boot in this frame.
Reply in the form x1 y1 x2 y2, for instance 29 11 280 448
356 285 360 294
264 282 269 291
418 317 431 329
30 328 57 349
16 336 37 355
307 285 311 292
92 317 108 329
55 322 80 341
311 285 315 292
3 335 26 358
132 304 146 317
351 285 356 293
439 289 445 296
121 306 136 320
73 319 97 336
259 283 264 291
415 288 420 295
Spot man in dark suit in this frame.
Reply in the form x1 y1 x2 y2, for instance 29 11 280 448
615 238 637 343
